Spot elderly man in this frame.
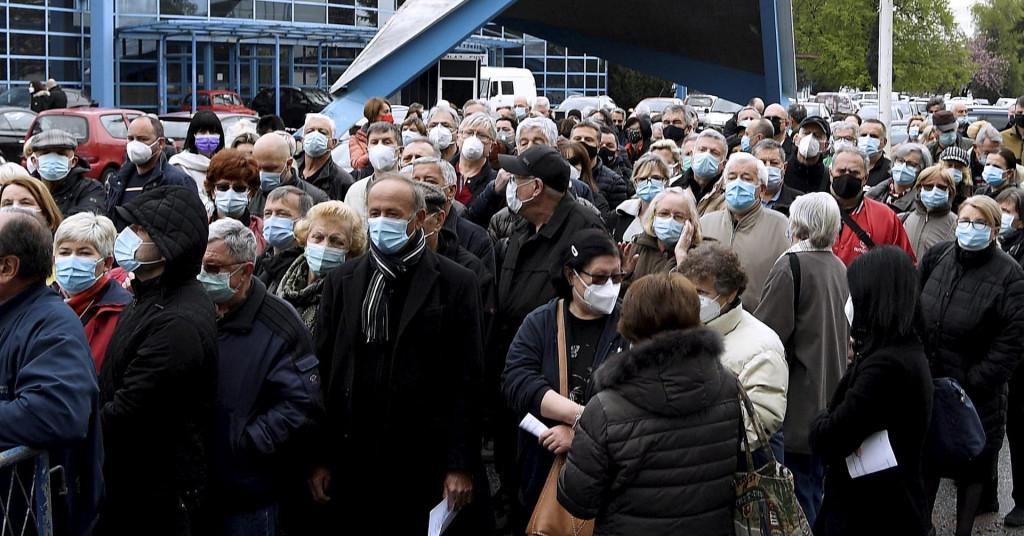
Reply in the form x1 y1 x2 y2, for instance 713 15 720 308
199 218 320 535
860 119 892 187
726 105 762 137
256 185 313 291
700 152 791 311
0 209 102 536
866 143 932 214
463 99 489 117
250 132 327 218
310 174 486 534
975 124 1005 180
298 113 354 201
97 185 219 534
513 96 531 120
743 118 774 154
785 116 832 194
27 129 104 217
671 129 729 215
107 116 197 231
926 96 946 116
426 105 461 162
952 102 971 136
927 110 975 162
400 135 441 167
829 145 916 265
343 122 404 221
762 103 794 158
754 139 803 216
454 112 499 207
661 104 692 145
532 96 551 118
570 120 629 208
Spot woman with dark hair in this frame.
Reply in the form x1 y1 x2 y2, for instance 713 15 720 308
170 110 225 216
205 148 268 255
501 229 629 519
623 115 652 163
557 271 741 534
976 147 1019 199
558 139 608 214
558 117 579 140
998 187 1024 264
809 246 933 536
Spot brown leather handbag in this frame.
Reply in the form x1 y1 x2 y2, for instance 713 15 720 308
526 300 594 536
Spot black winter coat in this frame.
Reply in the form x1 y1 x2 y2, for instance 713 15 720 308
1001 228 1024 265
298 157 354 201
37 160 104 217
48 85 68 109
591 160 629 209
919 241 1024 458
784 153 830 193
558 328 741 536
809 339 933 536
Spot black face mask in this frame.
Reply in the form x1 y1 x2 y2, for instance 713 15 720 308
583 142 599 161
832 173 863 200
625 129 643 143
1015 114 1024 129
768 117 784 137
598 147 616 167
663 124 686 142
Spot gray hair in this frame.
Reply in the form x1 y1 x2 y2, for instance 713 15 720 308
649 139 681 164
209 218 258 264
303 113 337 138
267 185 314 217
752 138 786 163
366 173 426 213
426 106 461 128
695 129 728 153
404 136 441 157
893 142 933 168
462 99 490 114
533 96 550 109
367 122 403 146
976 125 1002 146
459 112 497 141
662 104 690 126
611 107 626 117
406 157 457 187
831 120 860 139
415 182 448 214
831 145 870 174
737 106 761 119
724 152 768 186
516 117 558 147
788 192 842 248
54 212 117 258
632 152 672 179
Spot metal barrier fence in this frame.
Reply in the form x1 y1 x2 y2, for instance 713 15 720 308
0 447 52 536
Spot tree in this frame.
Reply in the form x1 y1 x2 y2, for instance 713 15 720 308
972 0 1024 98
968 36 1009 103
607 64 673 112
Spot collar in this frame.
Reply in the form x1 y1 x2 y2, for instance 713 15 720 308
300 156 332 180
956 240 999 266
763 187 783 207
536 194 577 239
871 155 891 173
732 202 764 231
887 180 912 200
616 198 643 217
783 239 830 256
850 198 866 215
0 280 48 320
218 277 265 332
707 301 743 335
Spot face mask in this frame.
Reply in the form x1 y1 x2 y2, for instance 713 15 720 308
858 136 880 158
368 143 398 171
725 179 758 212
127 139 159 165
569 165 581 182
497 131 514 145
939 132 957 147
692 151 721 179
55 255 101 294
598 147 616 168
215 189 249 217
654 216 684 244
957 117 969 126
831 173 863 200
956 221 992 251
303 132 330 158
1016 114 1024 129
582 143 599 161
573 270 619 315
983 165 1007 187
197 265 244 303
305 242 347 276
515 106 526 119
368 216 412 254
1002 213 1016 235
798 135 820 159
661 125 684 143
429 125 453 150
740 135 752 153
380 114 395 124
978 153 988 165
949 168 964 185
506 177 535 214
260 170 283 192
919 187 949 210
766 166 783 190
263 216 296 249
891 163 917 186
682 155 692 172
908 126 920 139
699 294 722 323
636 179 664 203
401 130 417 146
36 153 71 181
114 227 161 273
195 134 220 155
461 135 485 161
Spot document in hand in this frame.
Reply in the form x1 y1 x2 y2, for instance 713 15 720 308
846 429 898 479
428 498 459 536
519 413 550 438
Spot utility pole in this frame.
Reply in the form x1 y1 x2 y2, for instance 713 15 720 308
879 0 893 152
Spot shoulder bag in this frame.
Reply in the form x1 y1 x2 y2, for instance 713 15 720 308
925 377 986 468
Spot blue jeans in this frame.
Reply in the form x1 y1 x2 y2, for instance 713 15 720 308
785 452 824 528
222 503 278 536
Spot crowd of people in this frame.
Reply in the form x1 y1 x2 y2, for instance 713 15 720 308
4 91 1024 536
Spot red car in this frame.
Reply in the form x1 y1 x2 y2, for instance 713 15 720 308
180 90 257 115
26 108 145 184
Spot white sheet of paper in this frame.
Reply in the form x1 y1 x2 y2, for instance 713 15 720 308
846 430 898 479
519 413 550 438
428 498 458 536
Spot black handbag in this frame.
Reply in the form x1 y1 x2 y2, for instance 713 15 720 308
925 377 986 465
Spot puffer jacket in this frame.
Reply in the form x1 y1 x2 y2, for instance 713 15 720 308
348 128 369 171
707 304 788 444
591 160 630 209
902 198 956 259
558 328 741 536
1001 228 1024 265
919 241 1024 456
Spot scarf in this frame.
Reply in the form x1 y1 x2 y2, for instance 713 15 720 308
64 275 111 321
276 255 326 331
362 229 427 343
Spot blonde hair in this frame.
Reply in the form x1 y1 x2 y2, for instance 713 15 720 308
959 195 1003 229
642 186 702 245
0 173 63 231
649 139 681 164
294 201 367 257
915 165 955 192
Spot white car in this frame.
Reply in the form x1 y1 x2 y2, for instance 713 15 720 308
703 98 742 130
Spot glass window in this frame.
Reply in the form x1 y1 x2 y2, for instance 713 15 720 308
524 58 543 74
0 115 12 131
501 81 514 94
197 94 210 106
162 120 191 140
47 9 79 32
567 58 584 72
568 75 584 89
256 1 292 20
10 34 45 55
47 60 84 83
546 42 565 56
12 58 46 81
101 114 130 138
328 6 355 25
119 0 157 15
524 40 544 56
295 3 325 22
50 36 82 58
546 58 565 72
49 0 77 7
4 110 36 132
211 0 253 18
119 86 159 108
161 0 209 16
34 115 89 143
11 8 46 31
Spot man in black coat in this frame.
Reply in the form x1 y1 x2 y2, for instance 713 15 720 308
96 185 219 535
46 78 68 109
785 116 832 193
27 129 105 217
754 139 804 217
310 174 487 534
297 113 354 201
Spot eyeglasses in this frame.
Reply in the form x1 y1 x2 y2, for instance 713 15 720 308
957 220 991 230
202 261 243 275
635 176 667 185
215 183 250 193
894 157 920 171
578 269 627 285
922 183 950 192
655 210 689 223
459 131 493 144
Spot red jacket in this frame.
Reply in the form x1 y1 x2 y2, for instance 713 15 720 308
349 128 369 170
63 276 131 373
832 196 917 266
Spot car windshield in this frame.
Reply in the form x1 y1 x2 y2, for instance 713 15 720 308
0 88 30 108
161 120 191 140
33 115 88 141
688 96 713 107
857 106 903 121
3 110 34 131
559 97 599 110
804 103 823 116
213 94 242 106
641 99 675 113
710 98 742 113
305 89 332 107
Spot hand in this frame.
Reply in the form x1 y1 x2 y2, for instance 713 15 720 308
495 169 512 194
673 221 695 266
122 272 135 295
444 471 473 509
539 424 575 455
618 242 639 275
308 465 331 504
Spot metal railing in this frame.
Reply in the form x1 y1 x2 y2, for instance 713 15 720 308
0 447 52 536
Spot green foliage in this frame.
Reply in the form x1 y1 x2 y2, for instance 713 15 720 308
972 0 1024 97
607 63 673 111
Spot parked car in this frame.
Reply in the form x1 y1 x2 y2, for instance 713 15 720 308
684 94 716 126
27 108 145 183
0 107 36 163
967 105 1012 132
814 92 855 115
995 98 1016 108
0 86 94 109
250 86 333 129
635 97 684 116
800 102 834 123
180 90 256 115
703 97 743 130
159 111 260 151
553 95 616 120
856 105 905 121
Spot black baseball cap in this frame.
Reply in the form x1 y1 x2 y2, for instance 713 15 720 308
498 145 570 193
798 116 831 139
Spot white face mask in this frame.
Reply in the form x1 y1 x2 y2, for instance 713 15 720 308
368 143 398 172
461 135 485 161
573 270 619 315
699 294 722 323
429 125 453 150
127 139 159 165
798 135 820 159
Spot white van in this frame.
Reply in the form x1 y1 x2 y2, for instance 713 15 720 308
481 67 538 111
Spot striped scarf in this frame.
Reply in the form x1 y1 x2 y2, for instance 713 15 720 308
362 229 426 343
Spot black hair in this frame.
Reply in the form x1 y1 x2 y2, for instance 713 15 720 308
184 110 225 155
549 228 619 300
496 115 519 134
624 116 653 140
847 246 920 356
787 104 807 124
996 147 1019 170
256 114 286 135
0 210 53 281
926 96 946 111
589 108 613 127
997 188 1024 223
567 109 583 120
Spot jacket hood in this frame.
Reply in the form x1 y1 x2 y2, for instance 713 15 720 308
593 327 728 416
169 150 211 171
117 185 208 283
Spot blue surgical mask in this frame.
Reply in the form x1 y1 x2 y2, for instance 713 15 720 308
303 131 330 157
919 187 949 210
858 136 880 158
725 179 758 212
956 221 992 251
692 151 721 179
891 163 918 186
740 135 751 153
36 153 71 182
636 179 664 203
1002 213 1016 235
939 132 957 147
983 165 1007 187
682 155 692 172
957 116 969 126
908 126 920 139
260 170 282 192
215 189 250 217
263 216 296 249
304 242 346 276
766 166 783 190
979 153 988 165
949 168 964 185
113 227 161 273
197 265 244 303
368 216 412 254
55 255 102 294
653 216 684 244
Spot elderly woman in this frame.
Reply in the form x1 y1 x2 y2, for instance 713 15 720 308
276 200 365 332
676 243 788 460
557 271 741 535
919 195 1024 536
502 229 629 518
939 146 973 212
604 153 671 242
754 192 851 525
0 173 63 232
976 147 1019 199
809 246 933 536
53 212 132 372
205 148 268 255
170 110 225 215
903 165 957 258
650 139 684 180
866 142 932 214
621 186 703 285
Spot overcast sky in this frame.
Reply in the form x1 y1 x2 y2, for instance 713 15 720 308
949 0 978 35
